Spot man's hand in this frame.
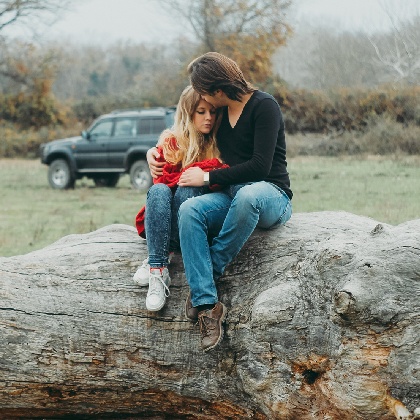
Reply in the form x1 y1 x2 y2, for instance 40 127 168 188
178 167 205 187
147 147 165 178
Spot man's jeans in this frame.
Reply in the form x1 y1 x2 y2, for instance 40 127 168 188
178 181 292 307
145 184 206 268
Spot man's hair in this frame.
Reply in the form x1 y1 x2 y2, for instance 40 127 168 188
187 52 256 101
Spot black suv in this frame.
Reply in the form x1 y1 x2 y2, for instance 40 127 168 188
40 107 175 192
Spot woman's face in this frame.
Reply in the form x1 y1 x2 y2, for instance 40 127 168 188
193 99 217 134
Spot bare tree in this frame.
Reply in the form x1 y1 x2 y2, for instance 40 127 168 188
274 27 380 89
0 40 60 92
368 1 420 85
0 0 72 33
0 0 75 94
161 0 290 50
159 0 293 85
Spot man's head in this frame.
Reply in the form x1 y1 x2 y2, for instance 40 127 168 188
187 52 255 102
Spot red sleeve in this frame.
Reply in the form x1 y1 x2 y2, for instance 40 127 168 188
135 206 146 238
154 140 183 187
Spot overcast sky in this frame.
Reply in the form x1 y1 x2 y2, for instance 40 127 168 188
4 0 419 45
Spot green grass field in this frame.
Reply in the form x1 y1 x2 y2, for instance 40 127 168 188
1 156 419 257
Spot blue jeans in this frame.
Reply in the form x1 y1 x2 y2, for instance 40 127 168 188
145 184 207 268
178 181 292 307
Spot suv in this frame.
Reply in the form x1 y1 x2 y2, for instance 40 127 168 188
40 107 175 192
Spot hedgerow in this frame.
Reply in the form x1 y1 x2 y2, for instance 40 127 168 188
273 86 420 134
0 86 419 158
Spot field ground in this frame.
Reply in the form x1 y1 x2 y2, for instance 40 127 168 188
1 156 419 257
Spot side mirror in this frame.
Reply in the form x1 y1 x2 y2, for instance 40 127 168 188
81 130 90 140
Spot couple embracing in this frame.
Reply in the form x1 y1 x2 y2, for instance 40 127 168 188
134 52 293 352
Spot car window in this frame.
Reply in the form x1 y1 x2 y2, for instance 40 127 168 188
90 120 113 138
138 118 166 135
151 118 166 133
114 118 137 137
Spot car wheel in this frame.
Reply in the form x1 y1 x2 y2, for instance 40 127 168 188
48 159 75 190
130 160 152 193
93 174 120 188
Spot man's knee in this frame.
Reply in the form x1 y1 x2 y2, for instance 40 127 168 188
234 185 259 207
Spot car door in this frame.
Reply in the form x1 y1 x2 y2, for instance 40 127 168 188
73 119 114 169
107 117 138 169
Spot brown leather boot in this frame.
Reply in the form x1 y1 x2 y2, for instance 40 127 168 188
198 302 227 352
185 292 199 322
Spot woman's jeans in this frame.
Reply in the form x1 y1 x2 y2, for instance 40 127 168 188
145 184 206 268
178 181 292 307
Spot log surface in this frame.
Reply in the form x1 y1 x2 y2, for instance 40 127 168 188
1 211 419 419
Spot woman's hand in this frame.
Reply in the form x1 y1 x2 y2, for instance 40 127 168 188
178 167 205 187
147 147 165 178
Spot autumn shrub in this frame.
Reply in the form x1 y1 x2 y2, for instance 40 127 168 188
275 88 331 133
273 86 420 134
356 116 420 155
287 132 363 158
287 116 420 157
0 122 83 158
0 91 70 129
391 91 420 125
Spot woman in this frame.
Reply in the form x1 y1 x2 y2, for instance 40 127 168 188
133 85 227 312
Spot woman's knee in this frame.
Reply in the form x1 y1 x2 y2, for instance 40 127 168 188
147 183 171 198
174 186 203 203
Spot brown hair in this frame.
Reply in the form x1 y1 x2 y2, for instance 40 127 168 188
187 52 256 101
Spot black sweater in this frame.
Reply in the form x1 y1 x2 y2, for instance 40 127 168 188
209 90 292 199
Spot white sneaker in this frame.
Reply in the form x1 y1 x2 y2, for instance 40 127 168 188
133 253 174 287
146 268 171 311
133 258 150 286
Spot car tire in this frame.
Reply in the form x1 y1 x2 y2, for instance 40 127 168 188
93 174 120 188
130 160 153 193
48 159 75 190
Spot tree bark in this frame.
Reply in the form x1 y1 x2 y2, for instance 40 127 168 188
1 212 419 420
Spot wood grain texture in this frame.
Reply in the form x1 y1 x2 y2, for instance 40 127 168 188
1 212 419 419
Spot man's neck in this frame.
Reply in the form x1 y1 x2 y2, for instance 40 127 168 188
226 92 254 128
227 92 253 112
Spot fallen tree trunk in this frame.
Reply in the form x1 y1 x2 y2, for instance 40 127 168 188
0 212 419 420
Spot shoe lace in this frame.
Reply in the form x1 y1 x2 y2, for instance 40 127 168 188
149 270 170 297
198 312 216 338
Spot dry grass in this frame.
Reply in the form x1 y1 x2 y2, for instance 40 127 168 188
1 156 419 257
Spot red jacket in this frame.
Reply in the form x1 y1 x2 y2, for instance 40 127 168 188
135 144 228 238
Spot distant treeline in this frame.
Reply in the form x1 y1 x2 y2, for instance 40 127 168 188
1 85 419 158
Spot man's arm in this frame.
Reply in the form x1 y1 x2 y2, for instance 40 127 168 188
147 147 165 178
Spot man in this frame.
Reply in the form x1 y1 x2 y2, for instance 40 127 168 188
148 52 292 352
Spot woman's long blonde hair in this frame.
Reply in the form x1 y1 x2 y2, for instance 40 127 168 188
157 85 221 168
